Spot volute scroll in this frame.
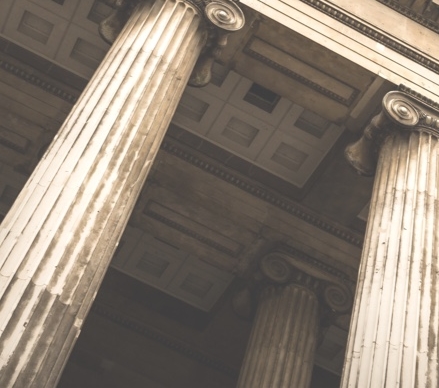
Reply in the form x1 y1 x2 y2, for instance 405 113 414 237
346 90 439 176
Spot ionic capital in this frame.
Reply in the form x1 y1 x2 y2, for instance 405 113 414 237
187 0 245 86
98 0 245 87
259 252 353 315
186 0 245 32
346 89 439 176
232 248 354 321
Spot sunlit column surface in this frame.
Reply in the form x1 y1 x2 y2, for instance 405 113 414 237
343 90 439 387
236 252 353 388
0 0 244 386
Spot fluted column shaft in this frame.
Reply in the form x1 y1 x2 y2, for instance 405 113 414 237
0 1 206 386
342 92 439 387
237 284 319 388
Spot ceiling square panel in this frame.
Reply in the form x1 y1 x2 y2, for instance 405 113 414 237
29 0 80 20
206 104 275 159
199 62 241 101
279 105 344 151
73 0 112 33
166 256 233 311
173 88 225 136
112 226 234 312
55 23 109 77
255 131 325 187
228 77 291 126
3 0 68 58
123 233 187 289
0 0 15 31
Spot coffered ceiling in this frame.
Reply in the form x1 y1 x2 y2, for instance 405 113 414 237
0 0 354 190
1 0 111 77
0 0 396 385
174 64 344 188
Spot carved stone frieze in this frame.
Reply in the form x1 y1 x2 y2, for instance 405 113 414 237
346 89 439 176
98 0 245 87
0 59 78 104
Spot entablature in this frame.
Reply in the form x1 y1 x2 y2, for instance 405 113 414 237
241 0 439 102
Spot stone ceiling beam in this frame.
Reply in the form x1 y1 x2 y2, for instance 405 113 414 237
240 0 439 101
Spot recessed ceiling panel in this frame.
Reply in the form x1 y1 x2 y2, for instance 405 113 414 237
112 225 234 311
228 77 291 126
166 256 233 311
200 63 241 101
207 105 275 159
123 233 187 288
279 105 343 151
0 0 15 31
55 23 109 77
3 0 68 58
174 68 344 188
256 131 324 187
173 88 224 136
29 0 80 19
73 0 112 33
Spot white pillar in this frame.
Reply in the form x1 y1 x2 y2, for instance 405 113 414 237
343 90 439 387
237 283 319 388
236 251 353 388
0 0 243 386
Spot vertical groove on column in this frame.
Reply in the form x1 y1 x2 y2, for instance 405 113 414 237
342 131 439 387
237 284 318 388
0 1 204 387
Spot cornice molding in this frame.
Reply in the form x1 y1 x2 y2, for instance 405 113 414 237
377 0 439 34
0 59 78 104
160 139 364 248
92 303 240 378
298 0 439 75
398 84 439 111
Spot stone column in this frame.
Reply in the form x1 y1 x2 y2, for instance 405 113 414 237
236 251 352 388
237 283 319 388
343 90 439 387
0 0 244 387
